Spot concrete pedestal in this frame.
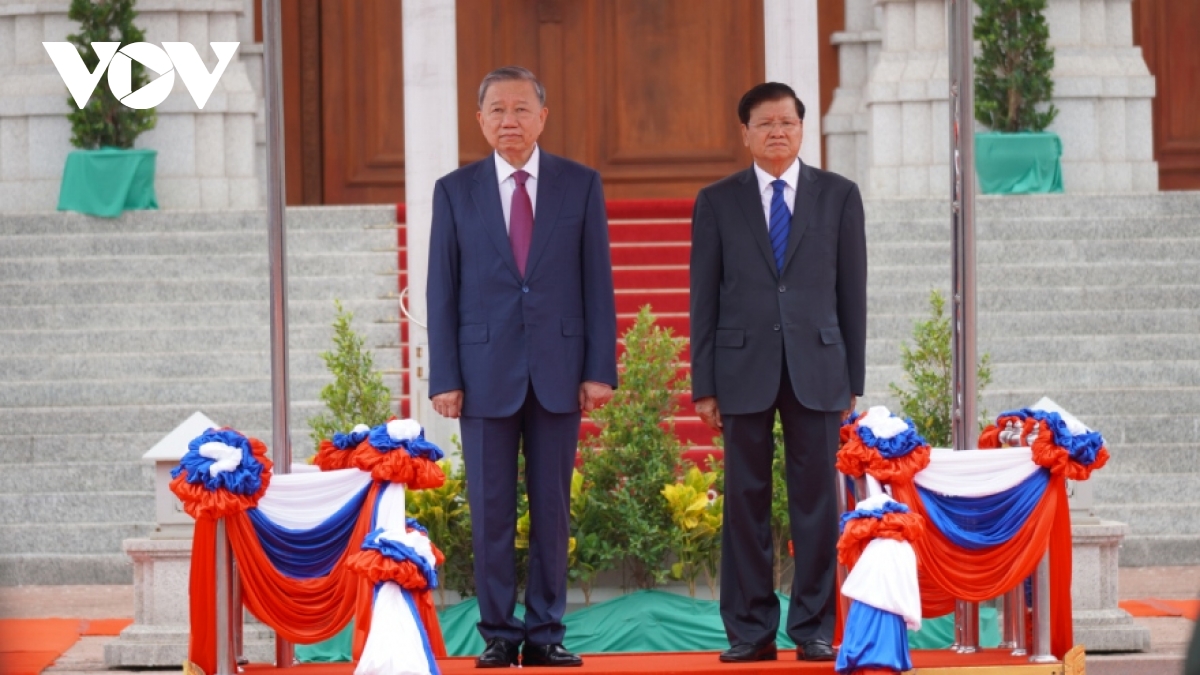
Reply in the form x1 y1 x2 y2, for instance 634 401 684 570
104 538 275 668
1071 520 1151 652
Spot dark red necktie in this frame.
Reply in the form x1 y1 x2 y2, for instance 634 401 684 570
509 169 533 277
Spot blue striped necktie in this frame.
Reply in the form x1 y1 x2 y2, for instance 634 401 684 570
769 179 790 273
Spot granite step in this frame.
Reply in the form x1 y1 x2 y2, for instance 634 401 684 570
1117 534 1200 567
865 361 1200 392
0 276 396 307
1093 503 1200 536
859 388 1200 419
0 206 397 236
0 462 153 495
0 401 335 437
1097 444 1200 475
863 193 1200 222
868 261 1200 288
1091 473 1200 505
0 523 155 555
864 214 1200 242
0 299 398 331
0 323 400 355
0 252 398 283
0 376 349 408
0 429 332 464
871 309 1200 339
0 228 396 258
0 349 400 382
0 552 133 585
0 492 154 525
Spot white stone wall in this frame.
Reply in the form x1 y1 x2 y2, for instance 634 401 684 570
864 0 951 198
0 0 260 213
823 0 1158 196
823 0 881 184
1044 0 1157 192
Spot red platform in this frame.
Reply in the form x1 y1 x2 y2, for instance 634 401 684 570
244 649 1071 675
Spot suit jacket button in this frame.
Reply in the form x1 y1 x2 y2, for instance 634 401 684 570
522 286 529 293
773 324 781 331
778 285 786 292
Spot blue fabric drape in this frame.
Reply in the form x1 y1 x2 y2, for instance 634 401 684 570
247 483 373 578
835 601 912 674
402 588 441 675
917 468 1050 550
171 429 266 494
361 529 439 588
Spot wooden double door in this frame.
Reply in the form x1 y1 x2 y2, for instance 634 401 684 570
1133 0 1200 190
276 0 766 205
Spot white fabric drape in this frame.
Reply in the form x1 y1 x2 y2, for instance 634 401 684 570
355 582 433 675
255 468 374 530
841 538 922 631
355 482 434 675
913 447 1040 498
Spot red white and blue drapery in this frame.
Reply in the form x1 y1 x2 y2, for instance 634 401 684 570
171 420 449 675
836 401 1109 673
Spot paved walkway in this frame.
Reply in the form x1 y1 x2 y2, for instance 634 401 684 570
2 567 1197 675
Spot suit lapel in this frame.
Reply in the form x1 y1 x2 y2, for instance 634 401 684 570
470 156 522 281
733 168 779 277
782 162 821 274
524 151 565 280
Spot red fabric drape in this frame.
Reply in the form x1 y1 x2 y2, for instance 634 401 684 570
186 482 380 675
890 476 1073 658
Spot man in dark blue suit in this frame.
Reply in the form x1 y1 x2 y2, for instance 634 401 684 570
427 66 617 669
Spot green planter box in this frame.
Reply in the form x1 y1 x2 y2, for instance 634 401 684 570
57 147 159 218
975 132 1063 195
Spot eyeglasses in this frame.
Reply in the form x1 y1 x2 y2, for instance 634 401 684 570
750 119 802 133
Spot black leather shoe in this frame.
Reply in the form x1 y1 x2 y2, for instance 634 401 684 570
475 637 520 668
521 643 583 667
797 639 835 661
719 642 778 663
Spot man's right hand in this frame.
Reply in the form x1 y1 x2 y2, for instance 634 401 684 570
695 396 722 430
432 390 464 419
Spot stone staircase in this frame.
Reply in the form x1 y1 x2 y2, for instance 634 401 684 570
0 206 403 584
1 192 1197 585
858 193 1200 566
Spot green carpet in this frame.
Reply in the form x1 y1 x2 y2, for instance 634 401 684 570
296 590 999 661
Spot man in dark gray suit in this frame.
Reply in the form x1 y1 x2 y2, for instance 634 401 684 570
689 82 867 663
427 66 617 668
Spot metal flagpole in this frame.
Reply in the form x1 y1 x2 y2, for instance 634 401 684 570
261 0 294 667
948 0 980 654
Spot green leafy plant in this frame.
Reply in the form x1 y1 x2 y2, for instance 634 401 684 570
308 301 395 455
405 457 473 607
567 469 621 606
661 465 723 598
889 290 994 447
65 0 157 148
974 0 1058 132
578 306 689 590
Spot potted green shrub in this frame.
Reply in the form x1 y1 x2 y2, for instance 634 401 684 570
973 0 1063 194
57 0 159 217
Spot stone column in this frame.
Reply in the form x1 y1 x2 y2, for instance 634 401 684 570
764 0 823 167
0 0 259 213
823 0 881 185
402 0 460 452
1071 521 1151 651
1044 0 1157 192
864 0 950 197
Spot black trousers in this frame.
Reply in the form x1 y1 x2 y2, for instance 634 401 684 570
718 361 840 647
459 385 581 647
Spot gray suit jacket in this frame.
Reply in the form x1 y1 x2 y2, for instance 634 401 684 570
689 162 867 415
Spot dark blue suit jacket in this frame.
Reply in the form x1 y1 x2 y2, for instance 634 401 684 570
427 150 618 418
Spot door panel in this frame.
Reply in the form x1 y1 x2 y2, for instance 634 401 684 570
1134 0 1200 190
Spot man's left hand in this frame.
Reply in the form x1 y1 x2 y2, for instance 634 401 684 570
842 395 857 422
579 381 614 413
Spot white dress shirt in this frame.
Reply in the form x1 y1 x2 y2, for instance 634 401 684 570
495 145 540 233
752 157 801 229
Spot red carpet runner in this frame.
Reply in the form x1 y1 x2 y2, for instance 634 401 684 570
396 198 718 462
246 649 1058 675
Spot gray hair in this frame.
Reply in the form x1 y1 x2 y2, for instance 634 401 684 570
477 66 546 109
